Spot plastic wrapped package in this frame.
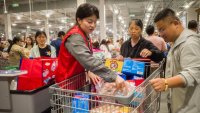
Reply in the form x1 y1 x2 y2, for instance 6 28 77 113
95 80 136 104
95 80 135 96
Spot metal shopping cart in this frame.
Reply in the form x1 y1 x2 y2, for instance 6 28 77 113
49 60 164 113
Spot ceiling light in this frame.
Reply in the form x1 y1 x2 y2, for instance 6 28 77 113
48 24 52 27
18 32 21 35
184 4 190 9
70 23 74 26
46 14 50 18
184 1 195 9
146 13 150 18
12 23 17 26
114 9 119 14
97 20 100 25
17 16 21 20
36 21 41 25
176 12 181 16
27 26 30 29
118 16 122 21
61 19 65 23
59 26 63 30
147 4 153 12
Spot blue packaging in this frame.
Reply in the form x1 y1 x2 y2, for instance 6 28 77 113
122 59 145 77
131 90 144 107
118 73 127 80
72 93 89 113
126 75 134 80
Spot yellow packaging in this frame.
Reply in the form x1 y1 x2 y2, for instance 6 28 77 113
120 107 129 113
105 59 123 72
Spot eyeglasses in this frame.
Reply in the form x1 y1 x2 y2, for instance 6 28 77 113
158 28 166 33
158 21 173 33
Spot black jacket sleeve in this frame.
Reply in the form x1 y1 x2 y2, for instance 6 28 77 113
146 41 165 63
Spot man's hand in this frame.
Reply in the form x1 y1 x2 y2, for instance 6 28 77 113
140 48 152 58
150 78 166 92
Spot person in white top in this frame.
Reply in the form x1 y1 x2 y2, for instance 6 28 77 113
145 25 167 52
100 39 111 58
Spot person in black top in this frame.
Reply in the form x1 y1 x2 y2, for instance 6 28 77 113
117 19 164 63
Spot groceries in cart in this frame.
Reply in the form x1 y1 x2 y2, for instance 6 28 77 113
90 105 136 113
95 80 134 96
72 93 89 113
105 59 124 72
94 80 135 104
122 58 145 77
105 58 147 79
50 60 163 113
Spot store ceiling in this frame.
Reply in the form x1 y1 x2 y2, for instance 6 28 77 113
0 0 199 38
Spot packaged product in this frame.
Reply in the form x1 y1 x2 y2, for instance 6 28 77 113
105 59 124 72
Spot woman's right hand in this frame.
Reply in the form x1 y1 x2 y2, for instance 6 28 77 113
115 75 128 95
115 55 124 61
87 71 102 85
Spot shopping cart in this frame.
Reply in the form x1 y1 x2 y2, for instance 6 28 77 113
49 60 164 113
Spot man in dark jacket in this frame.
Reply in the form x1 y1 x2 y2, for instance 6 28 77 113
50 31 65 56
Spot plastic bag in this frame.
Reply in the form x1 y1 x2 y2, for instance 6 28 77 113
95 79 135 97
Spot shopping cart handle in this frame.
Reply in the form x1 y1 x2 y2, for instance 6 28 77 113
132 58 151 62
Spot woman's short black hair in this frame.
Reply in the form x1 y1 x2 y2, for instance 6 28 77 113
146 25 155 35
35 31 47 39
154 8 180 23
92 41 100 49
35 31 47 44
12 36 21 44
129 19 143 30
100 39 107 45
76 3 99 22
188 20 198 29
7 37 22 53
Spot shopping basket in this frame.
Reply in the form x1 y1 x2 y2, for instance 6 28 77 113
49 60 164 113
